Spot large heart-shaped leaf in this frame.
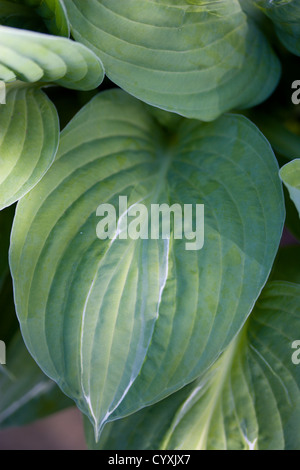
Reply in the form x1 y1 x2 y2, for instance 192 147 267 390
0 82 59 210
0 0 69 36
10 90 285 439
64 0 280 121
89 282 300 451
255 0 300 56
0 25 104 90
280 159 300 218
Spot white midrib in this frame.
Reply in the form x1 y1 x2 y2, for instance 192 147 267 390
80 136 174 437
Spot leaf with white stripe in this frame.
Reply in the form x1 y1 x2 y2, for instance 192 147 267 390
64 0 280 121
0 25 104 90
0 82 59 210
90 282 300 451
10 90 285 439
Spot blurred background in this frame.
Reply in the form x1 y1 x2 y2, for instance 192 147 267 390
0 408 86 450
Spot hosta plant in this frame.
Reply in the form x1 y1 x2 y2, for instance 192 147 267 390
0 0 300 451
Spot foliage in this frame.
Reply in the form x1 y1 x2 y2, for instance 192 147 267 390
0 0 300 451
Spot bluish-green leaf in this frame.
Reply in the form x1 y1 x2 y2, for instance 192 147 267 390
255 0 300 56
0 25 104 90
64 0 280 121
10 90 285 439
89 282 300 450
0 82 59 210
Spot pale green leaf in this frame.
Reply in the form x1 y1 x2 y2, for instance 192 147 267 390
10 90 285 439
0 82 59 210
280 159 300 218
255 0 300 56
0 25 104 90
64 0 280 121
0 0 70 37
89 282 300 451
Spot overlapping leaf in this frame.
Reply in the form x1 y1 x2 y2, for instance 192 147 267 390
0 0 69 36
0 82 59 210
280 159 300 218
64 0 280 121
0 333 73 428
255 0 300 56
0 25 104 90
10 90 284 439
89 282 300 451
0 207 72 428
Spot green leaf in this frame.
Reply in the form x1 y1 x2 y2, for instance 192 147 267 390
271 246 300 285
64 0 280 121
255 0 300 56
0 209 72 428
0 82 59 210
280 159 300 218
89 282 300 451
0 25 104 90
10 90 285 439
0 0 70 37
0 333 73 428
